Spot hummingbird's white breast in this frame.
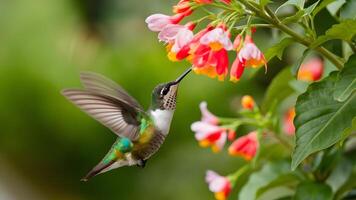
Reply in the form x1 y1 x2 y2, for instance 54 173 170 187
150 109 174 135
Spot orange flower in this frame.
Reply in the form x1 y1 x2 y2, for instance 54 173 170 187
228 131 259 160
297 57 324 82
283 107 295 136
241 95 255 110
206 170 232 200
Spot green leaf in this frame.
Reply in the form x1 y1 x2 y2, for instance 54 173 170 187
265 37 295 61
282 10 305 24
326 157 353 193
295 182 333 200
276 0 305 13
259 0 272 7
333 54 356 102
257 186 295 200
304 0 320 16
340 0 356 20
291 49 311 77
257 174 301 198
262 67 294 112
311 19 356 48
291 72 356 170
312 0 335 17
239 161 297 200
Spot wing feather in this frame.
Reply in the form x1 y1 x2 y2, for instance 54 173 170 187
62 89 142 140
79 72 143 111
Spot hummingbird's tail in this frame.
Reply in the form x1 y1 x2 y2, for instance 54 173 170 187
81 159 116 182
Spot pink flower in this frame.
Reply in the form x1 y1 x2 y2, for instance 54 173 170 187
200 28 233 51
191 121 228 152
283 107 295 136
145 13 186 32
237 35 266 68
297 57 324 82
230 34 267 82
228 131 259 160
199 101 219 125
173 0 192 14
165 24 195 61
206 170 232 200
191 102 235 152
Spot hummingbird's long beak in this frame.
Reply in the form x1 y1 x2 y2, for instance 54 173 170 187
173 67 192 84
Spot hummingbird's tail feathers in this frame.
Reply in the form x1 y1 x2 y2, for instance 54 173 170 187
81 159 116 182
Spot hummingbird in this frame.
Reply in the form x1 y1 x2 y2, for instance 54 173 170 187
62 67 191 181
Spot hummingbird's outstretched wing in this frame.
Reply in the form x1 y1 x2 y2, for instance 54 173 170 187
79 72 144 111
62 89 144 141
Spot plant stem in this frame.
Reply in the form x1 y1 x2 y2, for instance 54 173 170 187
229 165 250 184
237 0 344 69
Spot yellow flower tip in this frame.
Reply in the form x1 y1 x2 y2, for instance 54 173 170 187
211 145 221 153
229 77 240 83
217 75 225 81
215 192 226 200
199 140 210 148
241 95 255 110
209 42 224 51
297 71 313 82
167 52 178 62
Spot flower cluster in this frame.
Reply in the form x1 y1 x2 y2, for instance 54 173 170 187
145 0 267 82
191 101 259 160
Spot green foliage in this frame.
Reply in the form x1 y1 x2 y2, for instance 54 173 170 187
265 37 295 61
294 182 333 200
312 0 334 17
262 67 294 112
333 55 356 102
291 72 356 170
326 157 353 193
340 0 356 20
311 19 356 48
239 161 300 200
276 0 305 12
291 49 310 77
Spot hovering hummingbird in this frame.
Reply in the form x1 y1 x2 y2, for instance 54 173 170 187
62 67 191 181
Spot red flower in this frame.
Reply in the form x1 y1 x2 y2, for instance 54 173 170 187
206 170 232 200
191 102 235 152
229 131 259 160
297 57 324 82
190 27 233 80
283 107 295 136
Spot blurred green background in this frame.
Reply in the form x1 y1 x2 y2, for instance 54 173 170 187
0 0 276 199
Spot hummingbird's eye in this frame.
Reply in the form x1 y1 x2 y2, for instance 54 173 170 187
160 87 169 96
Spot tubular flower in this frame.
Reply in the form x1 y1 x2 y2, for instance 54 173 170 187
206 170 232 200
228 131 259 160
195 0 213 3
145 12 187 32
173 0 192 14
297 57 324 82
163 23 196 61
199 101 219 125
283 107 295 136
219 0 231 4
191 121 228 152
241 95 255 110
191 27 233 80
230 34 266 82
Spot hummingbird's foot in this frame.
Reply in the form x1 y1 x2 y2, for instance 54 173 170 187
137 159 146 168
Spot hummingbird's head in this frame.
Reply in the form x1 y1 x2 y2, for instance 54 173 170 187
151 67 192 110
